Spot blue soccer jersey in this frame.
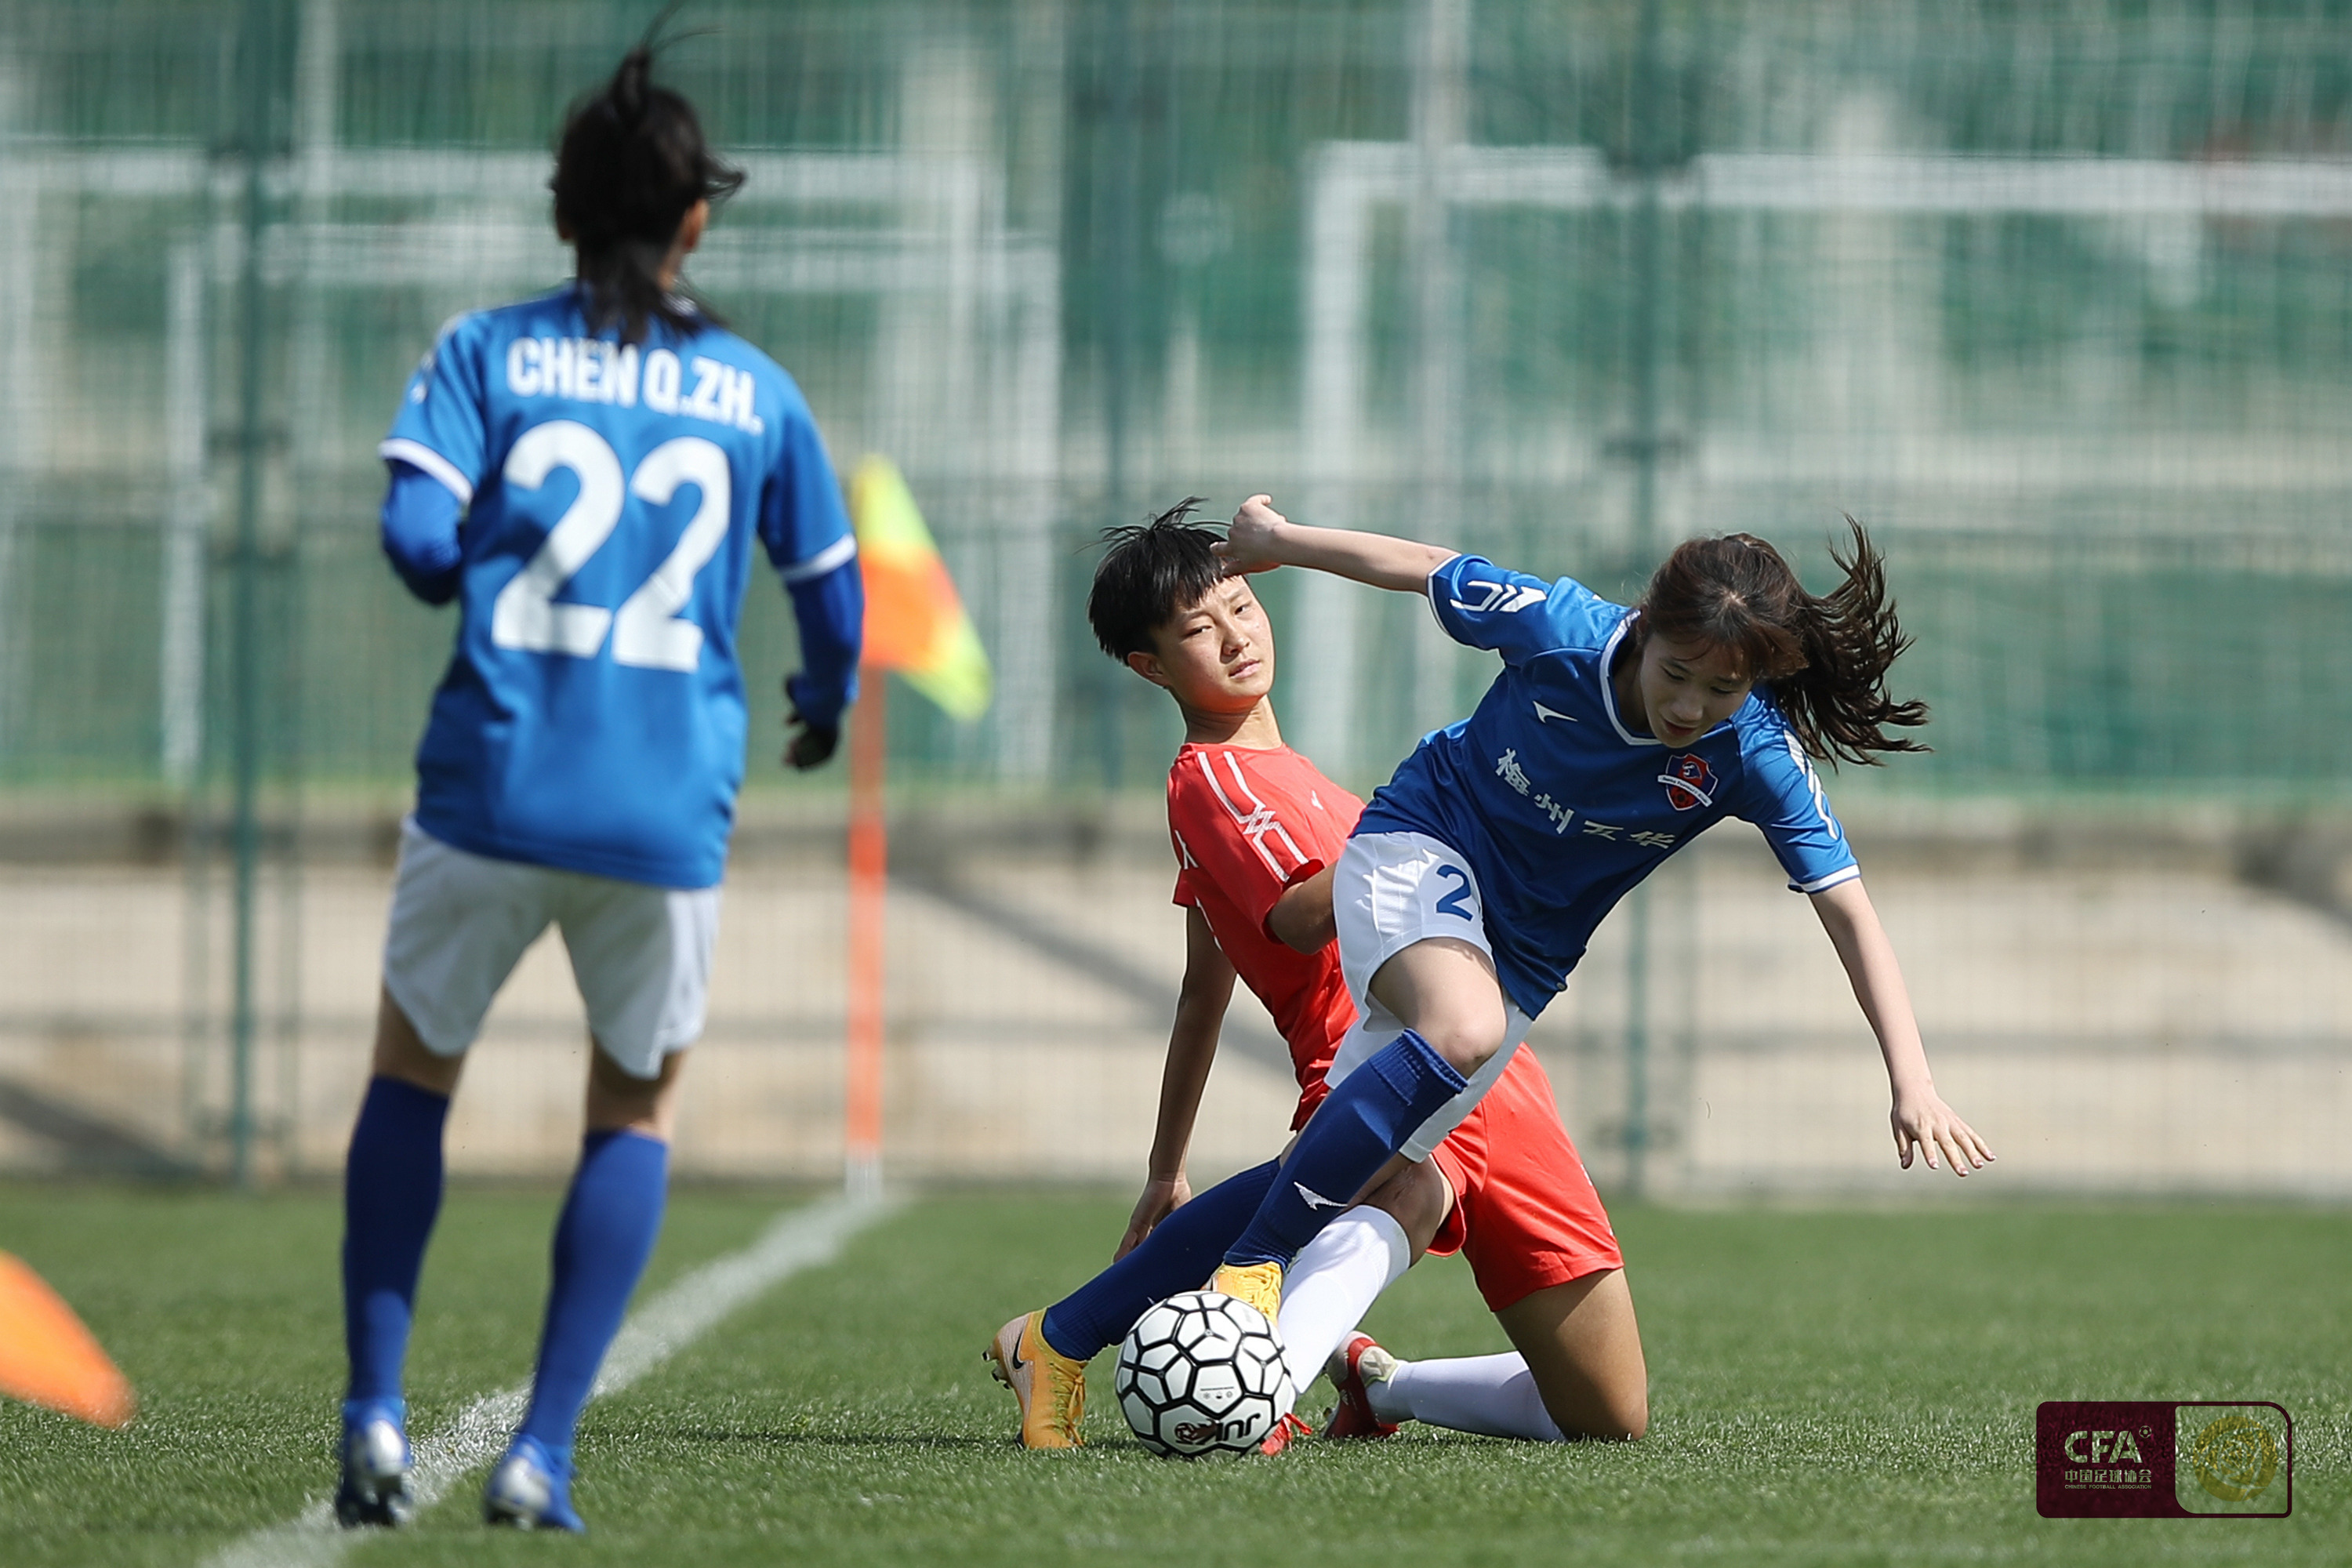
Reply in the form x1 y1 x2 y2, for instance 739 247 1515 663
1355 554 1859 1018
379 288 855 889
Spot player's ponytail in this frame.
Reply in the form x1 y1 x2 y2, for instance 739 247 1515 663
1636 520 1929 766
550 29 744 344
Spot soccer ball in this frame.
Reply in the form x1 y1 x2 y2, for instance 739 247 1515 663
1113 1290 1295 1457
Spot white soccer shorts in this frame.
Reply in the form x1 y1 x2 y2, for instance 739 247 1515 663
380 818 720 1080
1327 831 1534 1162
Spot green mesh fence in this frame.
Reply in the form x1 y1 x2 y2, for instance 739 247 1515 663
1 0 2348 803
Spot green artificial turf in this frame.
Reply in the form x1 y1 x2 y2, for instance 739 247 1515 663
0 1185 2343 1566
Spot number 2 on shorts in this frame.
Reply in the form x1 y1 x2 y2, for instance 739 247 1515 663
1432 863 1475 922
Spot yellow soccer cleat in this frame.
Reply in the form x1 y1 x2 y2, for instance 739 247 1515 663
1208 1261 1285 1327
985 1310 1087 1449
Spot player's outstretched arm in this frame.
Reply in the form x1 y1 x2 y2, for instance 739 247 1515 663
1118 908 1239 1260
1808 877 1995 1178
1216 495 1457 593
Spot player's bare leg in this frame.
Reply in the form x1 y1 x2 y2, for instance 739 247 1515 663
1494 1269 1648 1440
583 1037 689 1140
1365 936 1509 1080
1338 1271 1646 1444
371 985 464 1097
1215 939 1502 1318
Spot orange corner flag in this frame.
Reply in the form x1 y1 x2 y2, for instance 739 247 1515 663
848 456 992 721
0 1251 136 1428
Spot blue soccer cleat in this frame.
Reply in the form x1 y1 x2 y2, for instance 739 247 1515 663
333 1399 415 1529
482 1434 586 1533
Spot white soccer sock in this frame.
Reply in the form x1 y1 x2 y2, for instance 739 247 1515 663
1368 1352 1565 1442
1275 1207 1410 1392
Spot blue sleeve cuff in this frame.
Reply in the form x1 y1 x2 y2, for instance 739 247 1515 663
783 555 864 729
379 461 463 605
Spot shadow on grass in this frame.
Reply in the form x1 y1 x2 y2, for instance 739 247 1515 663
650 1428 1018 1453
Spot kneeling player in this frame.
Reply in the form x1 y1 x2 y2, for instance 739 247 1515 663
985 501 1358 1448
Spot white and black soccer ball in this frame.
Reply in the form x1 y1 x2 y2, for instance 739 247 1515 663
1114 1290 1296 1457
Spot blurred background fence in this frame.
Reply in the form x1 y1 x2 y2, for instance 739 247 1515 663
1 0 2348 1196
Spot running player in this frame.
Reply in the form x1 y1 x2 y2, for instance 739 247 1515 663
1204 497 1993 1325
985 504 1646 1451
334 44 861 1533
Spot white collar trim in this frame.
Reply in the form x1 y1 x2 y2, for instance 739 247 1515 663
1599 613 1661 748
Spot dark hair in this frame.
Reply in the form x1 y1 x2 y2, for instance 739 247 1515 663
1088 497 1227 661
550 36 744 345
1634 518 1929 766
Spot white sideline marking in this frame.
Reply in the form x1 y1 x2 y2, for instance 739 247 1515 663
204 1191 897 1568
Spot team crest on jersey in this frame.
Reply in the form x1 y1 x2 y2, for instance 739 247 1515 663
1659 752 1716 811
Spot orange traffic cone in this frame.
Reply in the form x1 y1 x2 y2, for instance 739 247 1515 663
0 1250 135 1428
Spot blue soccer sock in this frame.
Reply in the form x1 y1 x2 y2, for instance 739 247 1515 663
342 1076 452 1410
516 1129 670 1465
1221 1030 1466 1270
1039 1160 1279 1361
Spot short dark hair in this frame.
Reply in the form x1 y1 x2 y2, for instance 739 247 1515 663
551 39 745 345
1087 498 1226 661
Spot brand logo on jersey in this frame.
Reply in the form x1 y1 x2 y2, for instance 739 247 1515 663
1238 804 1283 847
1450 580 1548 615
1532 700 1577 724
1659 752 1716 811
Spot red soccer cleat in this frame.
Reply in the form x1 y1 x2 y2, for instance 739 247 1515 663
1323 1333 1401 1440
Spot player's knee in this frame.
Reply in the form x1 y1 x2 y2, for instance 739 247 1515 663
1544 1383 1647 1443
1362 1160 1450 1257
1577 1379 1650 1442
1606 1388 1650 1442
372 989 463 1095
585 1041 685 1139
1415 1012 1504 1076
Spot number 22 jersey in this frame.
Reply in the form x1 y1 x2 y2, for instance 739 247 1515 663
381 288 855 890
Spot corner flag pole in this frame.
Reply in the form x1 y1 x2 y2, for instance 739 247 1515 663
843 674 887 1200
838 452 989 1201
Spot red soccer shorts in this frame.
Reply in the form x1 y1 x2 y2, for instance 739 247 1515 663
1427 1044 1624 1313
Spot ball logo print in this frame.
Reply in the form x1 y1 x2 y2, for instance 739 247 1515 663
1658 752 1717 811
1114 1290 1296 1457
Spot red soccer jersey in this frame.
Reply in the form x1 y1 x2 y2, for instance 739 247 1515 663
1167 742 1363 1128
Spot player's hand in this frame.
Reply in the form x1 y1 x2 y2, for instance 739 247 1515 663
1890 1083 1994 1176
1115 1172 1192 1261
1214 494 1289 576
782 699 840 770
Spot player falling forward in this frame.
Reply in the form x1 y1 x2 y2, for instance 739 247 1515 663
985 504 1646 1451
1203 497 1994 1329
333 42 860 1533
